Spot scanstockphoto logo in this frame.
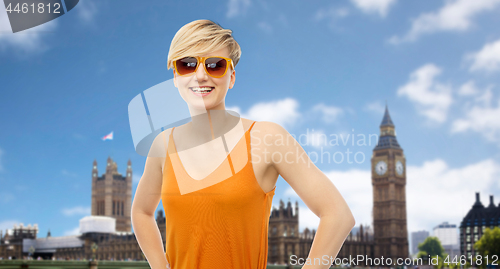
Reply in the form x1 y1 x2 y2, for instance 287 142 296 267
3 0 79 33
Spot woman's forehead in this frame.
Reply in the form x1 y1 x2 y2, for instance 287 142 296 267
197 47 229 57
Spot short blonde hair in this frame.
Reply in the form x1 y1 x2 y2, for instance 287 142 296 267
167 19 241 71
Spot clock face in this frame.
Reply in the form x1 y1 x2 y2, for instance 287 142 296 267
375 161 387 175
396 161 404 175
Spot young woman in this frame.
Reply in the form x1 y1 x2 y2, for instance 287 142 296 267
131 19 355 269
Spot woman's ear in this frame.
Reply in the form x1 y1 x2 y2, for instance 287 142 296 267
229 69 235 89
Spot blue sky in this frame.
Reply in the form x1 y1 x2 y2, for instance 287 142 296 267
1 0 500 249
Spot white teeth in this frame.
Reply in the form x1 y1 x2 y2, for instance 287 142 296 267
191 87 214 93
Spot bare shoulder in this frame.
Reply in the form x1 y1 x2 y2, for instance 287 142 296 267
251 121 287 134
149 128 172 156
248 120 291 145
149 128 173 174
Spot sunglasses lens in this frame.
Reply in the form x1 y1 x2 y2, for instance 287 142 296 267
205 57 227 77
175 57 198 75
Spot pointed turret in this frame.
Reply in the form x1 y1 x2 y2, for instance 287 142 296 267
295 201 299 217
380 104 394 127
374 104 401 150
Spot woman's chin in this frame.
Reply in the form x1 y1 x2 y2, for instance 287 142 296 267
187 100 219 111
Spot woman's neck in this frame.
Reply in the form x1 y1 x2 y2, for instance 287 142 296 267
186 105 239 140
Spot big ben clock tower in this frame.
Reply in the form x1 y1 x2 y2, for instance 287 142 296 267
371 105 409 262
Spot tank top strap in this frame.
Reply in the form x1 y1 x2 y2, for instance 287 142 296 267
248 120 257 133
245 121 257 160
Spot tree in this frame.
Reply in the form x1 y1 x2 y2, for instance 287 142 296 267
416 237 446 269
418 236 445 257
474 227 500 268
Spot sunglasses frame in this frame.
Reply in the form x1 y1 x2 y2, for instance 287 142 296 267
173 56 235 78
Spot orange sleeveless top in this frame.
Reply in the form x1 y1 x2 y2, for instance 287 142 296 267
161 121 276 269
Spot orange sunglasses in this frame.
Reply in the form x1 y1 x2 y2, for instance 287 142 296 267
173 56 234 78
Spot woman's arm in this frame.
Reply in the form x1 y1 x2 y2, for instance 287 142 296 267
261 122 356 269
131 132 169 269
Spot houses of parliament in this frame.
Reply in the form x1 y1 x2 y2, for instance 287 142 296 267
0 106 409 265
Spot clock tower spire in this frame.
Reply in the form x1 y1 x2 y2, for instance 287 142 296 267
371 104 409 262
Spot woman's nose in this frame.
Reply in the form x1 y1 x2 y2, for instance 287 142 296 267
195 62 208 80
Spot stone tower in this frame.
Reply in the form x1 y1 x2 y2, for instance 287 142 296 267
91 157 133 232
371 105 409 261
268 199 300 264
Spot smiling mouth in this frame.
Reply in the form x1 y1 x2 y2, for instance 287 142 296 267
190 87 214 94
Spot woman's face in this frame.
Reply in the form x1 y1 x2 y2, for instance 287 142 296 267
173 47 235 111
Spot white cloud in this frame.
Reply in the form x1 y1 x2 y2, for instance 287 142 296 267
282 158 500 235
311 103 343 124
406 158 500 232
397 64 453 123
458 80 480 96
257 22 272 34
389 0 500 44
227 98 301 127
63 226 81 236
227 0 251 18
350 0 397 17
452 87 500 143
466 39 500 73
0 3 58 54
61 206 90 216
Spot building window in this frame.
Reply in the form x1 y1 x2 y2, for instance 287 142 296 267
272 226 277 235
467 244 471 251
284 226 287 237
113 201 115 215
466 235 470 242
482 226 485 233
466 227 470 234
291 226 295 236
121 202 124 216
474 226 478 233
474 235 478 242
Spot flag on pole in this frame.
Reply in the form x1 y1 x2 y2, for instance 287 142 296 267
102 131 113 141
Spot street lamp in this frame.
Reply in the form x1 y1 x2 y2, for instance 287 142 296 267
29 246 35 260
91 243 98 261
